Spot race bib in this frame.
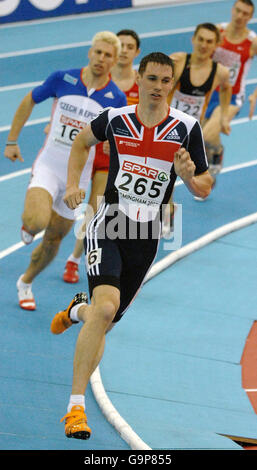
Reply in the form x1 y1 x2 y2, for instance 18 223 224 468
50 95 102 147
53 114 86 146
172 90 205 121
213 47 241 86
115 158 170 221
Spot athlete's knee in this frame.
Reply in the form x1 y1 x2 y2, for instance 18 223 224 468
22 211 49 234
95 298 119 326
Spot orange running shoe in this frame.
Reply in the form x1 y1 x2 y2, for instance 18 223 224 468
50 292 88 335
61 405 91 440
63 261 79 283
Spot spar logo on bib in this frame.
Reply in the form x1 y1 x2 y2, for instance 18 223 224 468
122 160 169 182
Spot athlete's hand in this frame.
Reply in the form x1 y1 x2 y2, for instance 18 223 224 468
248 92 257 119
220 116 231 135
63 186 85 209
174 148 195 181
4 144 24 162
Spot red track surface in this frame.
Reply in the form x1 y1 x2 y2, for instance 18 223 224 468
241 321 257 450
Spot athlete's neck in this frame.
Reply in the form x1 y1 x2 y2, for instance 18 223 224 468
226 22 249 41
82 66 109 91
111 65 136 90
137 102 169 128
190 53 211 68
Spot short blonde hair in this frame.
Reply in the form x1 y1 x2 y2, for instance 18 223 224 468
92 31 121 57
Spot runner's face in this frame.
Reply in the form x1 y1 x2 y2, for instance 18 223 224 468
192 28 218 58
231 1 254 28
88 40 117 77
138 62 174 106
117 35 139 66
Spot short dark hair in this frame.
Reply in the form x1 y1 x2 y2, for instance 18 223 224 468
138 52 174 75
194 23 220 42
234 0 255 12
117 29 140 49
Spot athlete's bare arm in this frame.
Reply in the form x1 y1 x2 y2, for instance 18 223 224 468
216 63 232 135
248 86 257 119
64 125 100 210
174 147 213 199
4 91 35 162
168 52 186 102
250 36 257 58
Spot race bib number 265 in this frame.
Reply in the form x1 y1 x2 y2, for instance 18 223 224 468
115 159 170 207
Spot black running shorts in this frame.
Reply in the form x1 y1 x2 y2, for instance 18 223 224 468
84 202 160 322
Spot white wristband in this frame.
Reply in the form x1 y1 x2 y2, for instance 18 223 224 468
6 140 18 146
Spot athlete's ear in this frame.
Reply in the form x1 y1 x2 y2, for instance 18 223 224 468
135 71 141 85
88 47 92 61
135 48 141 59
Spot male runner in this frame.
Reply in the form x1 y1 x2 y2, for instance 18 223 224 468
50 52 213 440
166 23 231 208
203 0 257 175
112 29 141 105
169 23 231 139
4 31 126 311
63 29 141 284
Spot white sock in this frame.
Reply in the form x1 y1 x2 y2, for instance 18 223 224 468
18 275 32 287
68 394 85 412
70 302 87 322
68 254 81 265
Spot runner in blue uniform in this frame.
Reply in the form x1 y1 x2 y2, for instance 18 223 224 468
50 52 214 440
4 31 126 311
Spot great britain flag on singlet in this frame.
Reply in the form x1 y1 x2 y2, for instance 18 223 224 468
91 105 208 222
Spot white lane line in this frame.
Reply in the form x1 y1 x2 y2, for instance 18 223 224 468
0 111 256 134
0 41 92 59
1 157 257 185
2 17 257 59
0 116 50 133
0 0 229 30
230 115 257 125
0 168 31 182
0 232 44 260
2 77 257 93
0 81 42 92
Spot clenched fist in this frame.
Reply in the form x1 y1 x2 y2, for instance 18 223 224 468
174 148 195 181
4 144 24 162
63 186 85 210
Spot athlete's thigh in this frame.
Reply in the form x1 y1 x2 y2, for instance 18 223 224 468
43 209 74 241
115 237 159 322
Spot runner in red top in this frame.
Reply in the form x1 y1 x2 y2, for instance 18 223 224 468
203 0 257 175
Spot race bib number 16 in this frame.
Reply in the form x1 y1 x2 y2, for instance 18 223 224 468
54 114 86 146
